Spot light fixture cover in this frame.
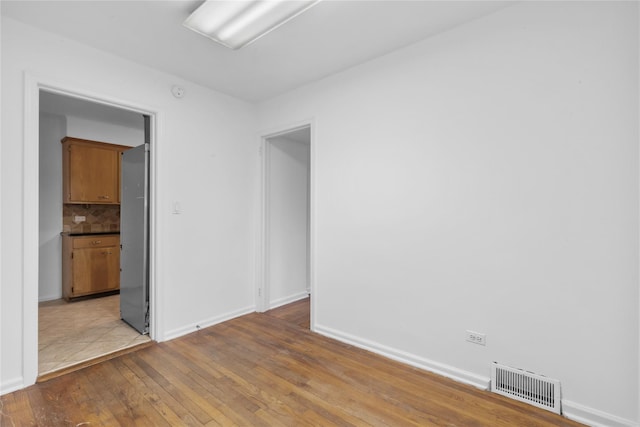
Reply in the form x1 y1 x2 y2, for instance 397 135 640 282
184 0 320 50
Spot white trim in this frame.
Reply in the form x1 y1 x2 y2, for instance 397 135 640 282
637 4 640 422
0 28 2 395
314 321 640 427
163 306 255 341
257 135 271 313
563 400 639 427
22 72 162 388
314 324 490 390
269 291 310 310
308 120 316 332
149 112 164 343
0 377 24 396
23 73 40 387
257 118 316 330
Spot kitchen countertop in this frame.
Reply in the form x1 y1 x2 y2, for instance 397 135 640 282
60 231 120 236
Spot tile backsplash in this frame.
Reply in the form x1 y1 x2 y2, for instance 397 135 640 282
63 204 120 233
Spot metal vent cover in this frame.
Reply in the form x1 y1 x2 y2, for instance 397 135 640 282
491 362 561 414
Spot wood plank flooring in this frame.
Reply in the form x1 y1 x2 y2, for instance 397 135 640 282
264 297 311 329
1 297 584 426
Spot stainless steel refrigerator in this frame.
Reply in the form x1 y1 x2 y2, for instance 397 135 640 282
120 119 150 334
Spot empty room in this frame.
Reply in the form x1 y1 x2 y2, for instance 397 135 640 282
1 1 638 426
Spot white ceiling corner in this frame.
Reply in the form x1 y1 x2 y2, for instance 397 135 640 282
1 0 513 102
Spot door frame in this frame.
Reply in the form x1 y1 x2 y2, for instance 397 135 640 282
23 73 160 386
257 120 316 329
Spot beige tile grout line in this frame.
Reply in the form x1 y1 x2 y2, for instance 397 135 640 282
38 294 150 376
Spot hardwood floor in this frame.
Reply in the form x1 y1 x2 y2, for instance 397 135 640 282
2 297 584 426
264 297 311 329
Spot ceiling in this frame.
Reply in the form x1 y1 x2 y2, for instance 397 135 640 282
2 1 511 102
40 91 145 128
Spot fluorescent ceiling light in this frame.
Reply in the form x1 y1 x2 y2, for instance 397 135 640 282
184 0 320 50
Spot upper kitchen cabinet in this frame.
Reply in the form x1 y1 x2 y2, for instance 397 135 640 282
62 137 130 204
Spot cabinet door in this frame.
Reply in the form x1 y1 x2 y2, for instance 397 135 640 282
101 245 120 291
67 144 119 204
72 246 120 296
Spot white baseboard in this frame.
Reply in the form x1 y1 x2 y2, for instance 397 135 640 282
563 400 639 427
314 324 490 390
315 325 639 427
163 305 255 342
268 291 310 310
0 377 24 396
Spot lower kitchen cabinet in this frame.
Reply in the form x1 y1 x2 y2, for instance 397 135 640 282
62 234 120 300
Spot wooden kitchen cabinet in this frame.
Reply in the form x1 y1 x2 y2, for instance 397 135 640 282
62 234 120 300
62 137 130 204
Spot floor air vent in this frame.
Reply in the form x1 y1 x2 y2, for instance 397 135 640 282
491 362 561 414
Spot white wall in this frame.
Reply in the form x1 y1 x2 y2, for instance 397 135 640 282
1 16 257 392
267 136 310 307
39 112 66 301
66 115 144 147
258 2 639 425
3 3 639 425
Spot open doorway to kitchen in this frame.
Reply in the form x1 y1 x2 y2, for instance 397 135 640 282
259 124 312 330
37 90 152 380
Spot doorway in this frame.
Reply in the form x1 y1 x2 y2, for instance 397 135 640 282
260 125 312 329
36 89 153 379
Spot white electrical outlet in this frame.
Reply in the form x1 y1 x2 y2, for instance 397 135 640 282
466 330 486 346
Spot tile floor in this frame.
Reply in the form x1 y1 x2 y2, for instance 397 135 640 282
39 294 151 376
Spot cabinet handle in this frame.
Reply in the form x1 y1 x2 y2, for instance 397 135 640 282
102 251 112 255
97 195 110 199
91 240 102 245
